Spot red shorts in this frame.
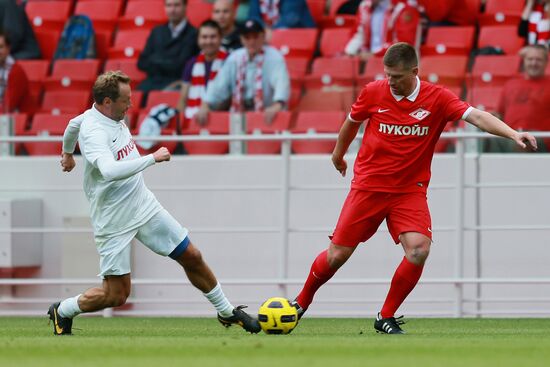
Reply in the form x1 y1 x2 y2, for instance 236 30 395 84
330 189 432 247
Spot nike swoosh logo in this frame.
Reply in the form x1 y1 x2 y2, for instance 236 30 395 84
53 310 64 334
428 228 432 233
272 312 278 327
112 138 117 142
378 108 390 113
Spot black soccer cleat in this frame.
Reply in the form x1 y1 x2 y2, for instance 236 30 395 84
374 312 406 334
290 300 306 320
217 305 261 334
47 302 73 335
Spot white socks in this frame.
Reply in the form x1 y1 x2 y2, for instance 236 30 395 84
203 283 234 318
58 294 83 319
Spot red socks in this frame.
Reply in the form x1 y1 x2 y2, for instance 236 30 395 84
296 250 337 310
380 257 424 318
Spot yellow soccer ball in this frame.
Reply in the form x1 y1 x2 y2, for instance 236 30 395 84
258 297 298 335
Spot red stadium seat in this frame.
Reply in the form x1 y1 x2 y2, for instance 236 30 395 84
357 57 385 85
34 29 61 60
108 29 150 59
245 111 291 154
270 29 319 59
467 86 503 112
285 57 309 90
12 113 29 155
306 0 326 25
419 56 468 87
304 57 357 89
119 1 167 30
421 26 475 56
186 0 214 28
25 1 72 33
145 91 181 110
484 0 524 16
291 111 344 154
288 87 302 110
25 113 73 155
478 26 525 55
17 60 49 99
134 111 179 154
470 55 521 87
74 0 123 33
296 89 354 111
44 59 101 92
182 112 230 155
320 28 352 57
40 90 91 115
104 58 147 87
321 0 356 29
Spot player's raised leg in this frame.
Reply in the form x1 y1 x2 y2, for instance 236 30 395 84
374 232 430 334
48 275 131 335
292 243 355 318
172 240 261 333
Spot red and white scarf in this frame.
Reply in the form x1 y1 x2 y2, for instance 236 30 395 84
231 49 264 112
357 0 417 53
528 1 550 46
185 49 227 119
259 0 280 26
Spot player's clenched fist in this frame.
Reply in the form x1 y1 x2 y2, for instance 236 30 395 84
61 153 76 172
332 155 347 177
153 147 171 162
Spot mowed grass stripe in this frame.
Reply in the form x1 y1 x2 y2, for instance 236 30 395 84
1 318 549 367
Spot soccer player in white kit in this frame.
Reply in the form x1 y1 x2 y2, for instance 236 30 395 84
48 71 260 335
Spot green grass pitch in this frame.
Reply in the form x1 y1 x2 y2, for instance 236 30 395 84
1 317 549 367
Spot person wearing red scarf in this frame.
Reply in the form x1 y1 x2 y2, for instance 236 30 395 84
519 0 550 47
345 0 421 61
179 20 228 122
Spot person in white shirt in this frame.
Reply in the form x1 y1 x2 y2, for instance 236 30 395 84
48 71 260 335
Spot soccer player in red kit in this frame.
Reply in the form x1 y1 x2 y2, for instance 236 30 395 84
291 43 537 334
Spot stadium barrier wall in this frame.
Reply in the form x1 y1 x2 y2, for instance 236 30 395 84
0 132 549 317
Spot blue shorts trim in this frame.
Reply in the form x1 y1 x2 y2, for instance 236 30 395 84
168 236 190 260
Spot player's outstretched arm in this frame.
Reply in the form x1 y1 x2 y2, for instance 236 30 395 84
332 117 362 177
60 113 86 172
465 108 538 151
94 147 170 182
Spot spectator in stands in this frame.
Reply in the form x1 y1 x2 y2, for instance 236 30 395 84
178 20 228 122
345 0 421 61
197 18 289 124
248 0 316 41
0 31 32 113
1 0 40 59
519 0 549 47
137 0 199 93
487 45 550 152
212 0 242 51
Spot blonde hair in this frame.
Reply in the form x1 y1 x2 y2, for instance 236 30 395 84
93 70 131 104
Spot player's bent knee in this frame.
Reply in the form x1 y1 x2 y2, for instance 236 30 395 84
407 243 430 264
327 246 354 269
169 237 190 260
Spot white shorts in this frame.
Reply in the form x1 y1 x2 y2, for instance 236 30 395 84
95 209 189 278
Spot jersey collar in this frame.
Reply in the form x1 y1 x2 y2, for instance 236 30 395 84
390 76 421 102
91 104 122 125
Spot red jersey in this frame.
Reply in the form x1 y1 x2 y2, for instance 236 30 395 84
349 77 471 193
498 76 550 132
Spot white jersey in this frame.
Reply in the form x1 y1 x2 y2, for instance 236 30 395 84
63 105 163 238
